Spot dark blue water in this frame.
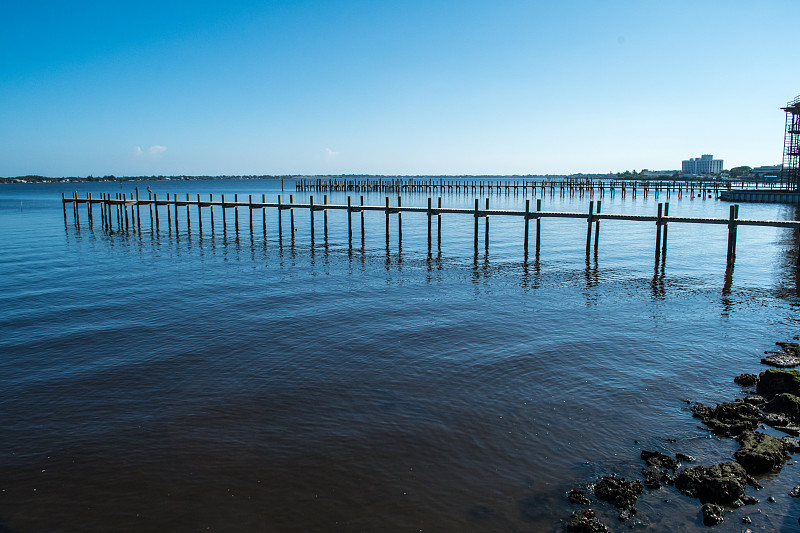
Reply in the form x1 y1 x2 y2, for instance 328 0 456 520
1 179 799 532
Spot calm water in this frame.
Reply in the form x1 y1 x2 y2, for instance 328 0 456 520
1 179 800 532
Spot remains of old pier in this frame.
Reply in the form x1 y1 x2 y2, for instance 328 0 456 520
62 188 800 269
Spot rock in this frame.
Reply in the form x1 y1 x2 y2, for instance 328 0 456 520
756 369 800 398
641 450 678 470
789 486 800 498
641 465 674 489
761 412 800 435
702 503 725 526
735 373 759 387
734 431 789 474
566 509 608 533
593 476 643 509
568 489 591 505
676 453 696 463
768 496 776 503
618 508 636 521
742 516 752 524
742 395 766 406
741 495 759 505
691 401 763 436
762 342 800 367
674 462 748 504
781 436 800 452
764 393 800 420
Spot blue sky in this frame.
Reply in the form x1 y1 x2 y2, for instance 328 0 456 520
1 0 797 177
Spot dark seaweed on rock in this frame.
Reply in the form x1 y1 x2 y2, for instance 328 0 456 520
691 400 762 436
566 509 608 533
734 431 790 475
674 462 748 505
593 476 642 509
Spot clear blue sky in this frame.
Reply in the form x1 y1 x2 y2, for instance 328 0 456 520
1 0 797 177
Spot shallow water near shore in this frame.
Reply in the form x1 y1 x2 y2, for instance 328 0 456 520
2 179 800 532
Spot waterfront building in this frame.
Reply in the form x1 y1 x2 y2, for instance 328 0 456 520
682 154 723 175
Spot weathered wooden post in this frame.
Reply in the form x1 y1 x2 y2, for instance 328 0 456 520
397 196 402 246
167 193 172 233
73 192 80 226
209 194 215 233
427 196 432 253
437 197 442 250
726 204 739 265
154 193 160 232
277 195 283 239
661 202 669 258
324 195 329 241
87 193 93 226
221 194 227 234
249 194 254 236
289 194 295 236
310 195 315 241
234 194 239 235
593 200 601 255
524 199 530 256
172 193 178 233
347 196 352 246
655 203 663 260
149 191 154 230
62 193 68 227
360 196 365 245
484 198 489 250
185 193 191 233
474 198 479 252
385 196 390 247
135 187 141 228
197 194 203 233
262 194 267 239
585 201 594 255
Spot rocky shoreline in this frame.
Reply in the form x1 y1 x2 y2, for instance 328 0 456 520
563 338 800 532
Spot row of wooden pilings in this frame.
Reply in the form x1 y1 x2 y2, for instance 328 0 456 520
63 189 800 268
296 178 792 196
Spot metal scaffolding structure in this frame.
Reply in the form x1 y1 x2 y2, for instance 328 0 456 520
781 95 800 190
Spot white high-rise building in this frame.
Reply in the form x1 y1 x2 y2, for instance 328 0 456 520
682 154 723 175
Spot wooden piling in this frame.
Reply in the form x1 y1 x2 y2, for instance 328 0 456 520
198 194 203 233
277 195 283 239
474 198 479 252
289 194 295 237
154 193 160 232
249 195 254 235
186 193 191 233
347 196 352 246
324 195 329 241
210 194 215 233
536 199 542 255
310 195 315 241
398 196 402 246
360 196 365 246
87 193 93 226
437 197 442 250
135 188 141 229
234 194 239 234
222 194 227 234
726 204 739 265
173 193 178 233
661 202 669 258
484 198 489 250
593 201 601 255
385 197 390 247
73 192 80 226
585 201 594 255
655 203 663 260
262 194 267 239
427 197 432 252
62 193 68 227
149 191 154 230
524 199 530 256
